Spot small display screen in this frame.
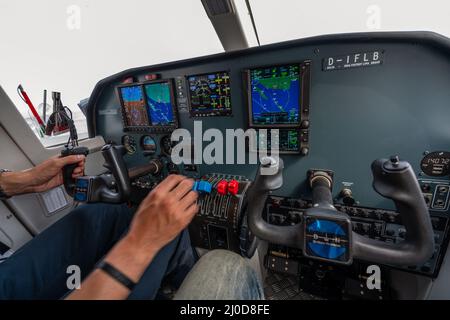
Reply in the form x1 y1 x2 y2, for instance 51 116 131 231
118 85 149 127
249 64 301 126
304 216 351 264
74 178 89 202
251 129 300 154
144 81 176 127
187 71 232 116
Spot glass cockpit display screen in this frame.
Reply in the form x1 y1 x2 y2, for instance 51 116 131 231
187 71 232 116
143 81 177 128
250 129 300 154
118 85 150 128
248 64 301 127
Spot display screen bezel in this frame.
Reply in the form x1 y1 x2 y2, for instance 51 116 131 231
117 79 179 133
186 70 233 117
246 61 310 128
117 83 150 130
142 79 179 131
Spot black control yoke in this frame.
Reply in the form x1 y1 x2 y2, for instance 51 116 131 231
96 144 131 203
61 144 131 203
247 156 435 266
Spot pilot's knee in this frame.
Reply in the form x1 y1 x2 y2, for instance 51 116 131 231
199 250 257 281
175 249 263 300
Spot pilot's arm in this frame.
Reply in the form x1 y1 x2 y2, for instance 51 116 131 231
67 175 199 300
0 155 85 198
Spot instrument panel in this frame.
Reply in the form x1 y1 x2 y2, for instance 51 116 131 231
87 32 450 284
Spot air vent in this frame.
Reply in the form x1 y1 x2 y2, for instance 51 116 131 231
202 0 234 17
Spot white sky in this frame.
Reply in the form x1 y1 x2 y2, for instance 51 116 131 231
0 0 223 141
248 0 450 44
1 0 449 144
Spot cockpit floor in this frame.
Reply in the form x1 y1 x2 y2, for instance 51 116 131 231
264 271 324 300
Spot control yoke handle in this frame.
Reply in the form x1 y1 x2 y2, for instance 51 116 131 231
247 156 435 266
62 144 131 204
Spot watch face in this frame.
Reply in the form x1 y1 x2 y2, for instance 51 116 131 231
304 216 352 264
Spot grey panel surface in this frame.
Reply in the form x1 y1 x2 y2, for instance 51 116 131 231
428 244 450 299
0 201 32 251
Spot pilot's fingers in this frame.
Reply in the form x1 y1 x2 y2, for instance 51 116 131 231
179 190 198 210
72 172 84 179
72 166 84 175
153 174 186 194
57 155 86 167
183 202 200 223
171 178 195 200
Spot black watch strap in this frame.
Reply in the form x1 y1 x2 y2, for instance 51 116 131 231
0 169 12 200
97 261 136 291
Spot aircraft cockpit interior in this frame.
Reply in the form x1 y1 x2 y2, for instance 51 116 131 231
1 0 450 304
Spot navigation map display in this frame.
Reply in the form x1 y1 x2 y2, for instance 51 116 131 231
187 71 232 116
248 64 301 127
118 85 149 128
144 81 177 129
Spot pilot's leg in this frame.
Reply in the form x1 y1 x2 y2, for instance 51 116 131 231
0 203 133 299
173 250 264 300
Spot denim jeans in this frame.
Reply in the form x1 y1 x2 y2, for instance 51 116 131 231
0 203 264 300
0 203 195 300
175 250 264 300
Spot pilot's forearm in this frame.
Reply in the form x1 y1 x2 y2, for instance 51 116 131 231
0 170 35 197
67 235 159 300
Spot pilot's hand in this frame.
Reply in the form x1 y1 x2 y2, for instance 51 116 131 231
125 175 199 253
29 154 86 193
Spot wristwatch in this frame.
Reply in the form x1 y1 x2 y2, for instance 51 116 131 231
0 169 12 200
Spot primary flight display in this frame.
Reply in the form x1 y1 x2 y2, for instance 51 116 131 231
118 84 149 128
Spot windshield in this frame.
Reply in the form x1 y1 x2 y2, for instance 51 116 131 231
245 0 450 45
0 0 223 146
2 0 449 146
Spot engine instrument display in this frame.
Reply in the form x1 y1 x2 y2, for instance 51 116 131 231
143 80 178 131
187 71 232 117
250 129 301 154
118 85 149 129
247 64 302 127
